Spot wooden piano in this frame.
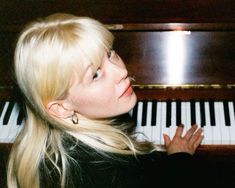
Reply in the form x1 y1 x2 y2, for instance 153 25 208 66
1 1 235 187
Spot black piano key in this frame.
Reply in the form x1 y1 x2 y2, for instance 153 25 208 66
3 101 15 125
223 100 231 126
151 100 157 126
199 101 206 127
176 100 181 126
166 100 171 127
190 100 196 125
0 101 5 118
141 100 147 126
17 104 25 125
209 100 216 126
131 102 138 126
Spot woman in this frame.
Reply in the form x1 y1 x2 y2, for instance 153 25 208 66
7 13 203 188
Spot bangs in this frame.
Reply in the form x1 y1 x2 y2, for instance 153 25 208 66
71 17 114 71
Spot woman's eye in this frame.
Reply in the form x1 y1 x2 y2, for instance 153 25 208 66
107 50 112 59
93 68 101 80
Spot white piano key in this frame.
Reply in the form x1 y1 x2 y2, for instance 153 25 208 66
135 101 145 141
152 101 162 144
184 102 191 135
7 103 22 142
203 101 213 144
144 101 153 140
181 102 186 126
169 101 177 139
181 102 187 136
161 102 168 145
195 101 201 126
229 101 235 144
219 102 230 144
213 102 222 144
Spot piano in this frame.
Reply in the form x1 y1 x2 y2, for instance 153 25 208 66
1 0 235 187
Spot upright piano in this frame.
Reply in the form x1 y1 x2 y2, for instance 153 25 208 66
1 1 235 187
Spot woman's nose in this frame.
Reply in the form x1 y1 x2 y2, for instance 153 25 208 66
107 51 128 83
115 66 128 83
109 62 128 83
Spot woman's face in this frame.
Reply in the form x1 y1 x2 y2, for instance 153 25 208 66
65 50 137 119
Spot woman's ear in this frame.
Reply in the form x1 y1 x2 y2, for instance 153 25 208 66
46 100 73 119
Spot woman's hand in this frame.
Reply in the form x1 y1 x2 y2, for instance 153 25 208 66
163 124 203 155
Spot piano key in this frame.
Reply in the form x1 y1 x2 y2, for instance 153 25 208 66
17 104 25 125
161 102 168 144
229 101 235 144
151 101 162 144
205 101 211 126
185 102 191 135
181 102 187 135
190 100 196 125
223 100 231 126
181 102 186 126
166 100 171 127
200 100 206 127
213 102 222 144
6 103 22 142
136 101 142 126
169 101 177 139
144 101 153 140
151 100 157 125
195 101 201 126
209 100 216 126
219 102 230 144
131 102 138 125
141 100 147 126
3 101 15 125
176 100 181 126
203 101 213 144
136 101 145 140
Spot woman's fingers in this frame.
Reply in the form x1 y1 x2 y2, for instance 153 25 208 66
175 124 184 137
189 128 204 148
184 124 198 140
163 134 171 147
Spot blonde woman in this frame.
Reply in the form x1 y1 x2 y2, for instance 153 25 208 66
8 13 203 188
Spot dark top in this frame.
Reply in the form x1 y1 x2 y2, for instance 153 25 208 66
40 140 235 188
40 139 190 188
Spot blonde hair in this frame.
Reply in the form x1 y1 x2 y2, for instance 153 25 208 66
7 13 154 188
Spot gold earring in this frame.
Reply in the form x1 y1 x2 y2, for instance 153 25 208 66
71 112 79 124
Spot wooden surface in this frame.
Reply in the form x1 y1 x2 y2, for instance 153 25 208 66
1 1 235 97
1 0 235 28
1 30 235 98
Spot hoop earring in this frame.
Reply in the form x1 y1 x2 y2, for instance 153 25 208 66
71 112 79 124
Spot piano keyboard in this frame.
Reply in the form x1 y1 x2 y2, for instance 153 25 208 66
130 100 235 145
0 100 235 145
0 101 23 143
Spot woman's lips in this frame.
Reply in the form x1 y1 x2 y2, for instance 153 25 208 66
119 84 133 98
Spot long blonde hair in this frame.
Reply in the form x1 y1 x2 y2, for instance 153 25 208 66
7 13 155 188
